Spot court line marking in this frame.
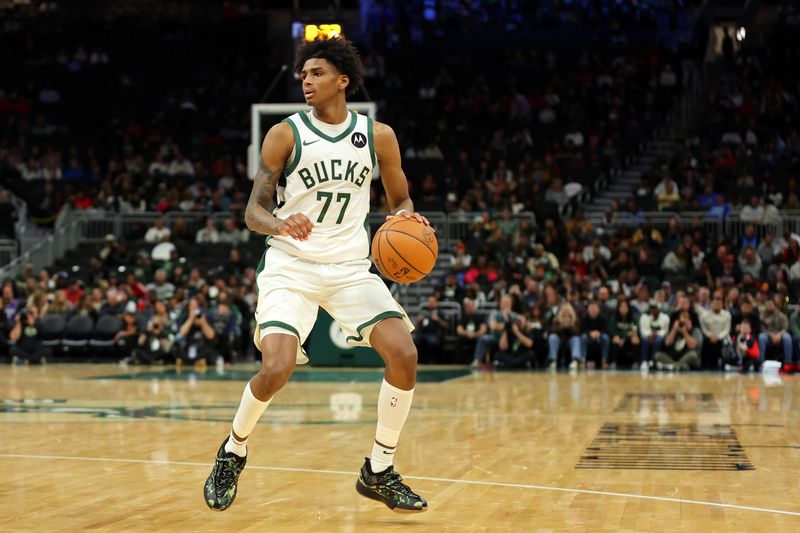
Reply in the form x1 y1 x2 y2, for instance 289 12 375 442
1 453 799 517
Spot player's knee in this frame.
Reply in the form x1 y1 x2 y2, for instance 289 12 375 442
262 352 295 379
255 341 296 391
388 342 418 367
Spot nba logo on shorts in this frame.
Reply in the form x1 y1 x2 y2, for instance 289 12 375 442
351 132 367 148
390 396 398 407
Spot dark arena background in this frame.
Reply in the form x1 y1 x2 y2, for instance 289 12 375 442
2 0 800 530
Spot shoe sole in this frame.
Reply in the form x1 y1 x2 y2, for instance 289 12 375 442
356 479 428 513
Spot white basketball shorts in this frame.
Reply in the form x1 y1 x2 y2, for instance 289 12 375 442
253 246 414 364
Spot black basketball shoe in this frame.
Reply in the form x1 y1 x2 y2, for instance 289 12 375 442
204 437 247 511
355 458 428 512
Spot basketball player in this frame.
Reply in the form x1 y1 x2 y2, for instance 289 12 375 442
204 37 429 512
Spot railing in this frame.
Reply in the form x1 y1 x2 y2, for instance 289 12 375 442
76 209 532 252
447 211 536 250
588 209 800 244
8 205 800 282
0 239 17 267
79 211 238 244
0 208 82 279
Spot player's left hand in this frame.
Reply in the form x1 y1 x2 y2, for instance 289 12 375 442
386 210 434 230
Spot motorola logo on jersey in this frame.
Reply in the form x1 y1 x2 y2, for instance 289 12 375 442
351 132 367 148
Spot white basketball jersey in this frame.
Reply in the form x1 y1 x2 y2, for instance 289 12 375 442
268 109 375 263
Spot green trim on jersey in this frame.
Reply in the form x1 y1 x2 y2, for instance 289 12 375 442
254 238 271 294
298 110 358 143
255 248 267 277
367 116 376 167
258 320 301 341
282 118 302 175
345 311 405 344
363 215 371 259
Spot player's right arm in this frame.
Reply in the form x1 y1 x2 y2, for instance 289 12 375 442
245 122 313 240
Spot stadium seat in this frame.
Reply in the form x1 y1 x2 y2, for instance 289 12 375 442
62 314 95 355
89 314 124 356
40 313 67 351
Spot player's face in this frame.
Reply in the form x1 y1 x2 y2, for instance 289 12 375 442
299 58 348 105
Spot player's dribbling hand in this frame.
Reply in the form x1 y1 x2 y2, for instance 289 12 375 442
277 213 314 241
386 210 434 231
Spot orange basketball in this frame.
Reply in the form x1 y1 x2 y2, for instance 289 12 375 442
371 218 438 283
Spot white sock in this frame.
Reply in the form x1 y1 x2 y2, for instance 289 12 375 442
224 381 271 457
225 430 248 457
370 379 414 473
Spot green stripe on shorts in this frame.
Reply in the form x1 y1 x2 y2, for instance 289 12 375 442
345 311 405 344
259 320 301 341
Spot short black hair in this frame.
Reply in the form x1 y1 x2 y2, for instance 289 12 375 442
294 37 364 98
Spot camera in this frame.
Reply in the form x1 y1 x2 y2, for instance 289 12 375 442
195 308 203 318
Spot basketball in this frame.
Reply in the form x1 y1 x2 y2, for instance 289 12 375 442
371 218 438 283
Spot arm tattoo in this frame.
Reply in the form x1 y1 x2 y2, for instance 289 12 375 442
245 162 282 235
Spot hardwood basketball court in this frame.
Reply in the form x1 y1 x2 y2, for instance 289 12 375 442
3 364 800 530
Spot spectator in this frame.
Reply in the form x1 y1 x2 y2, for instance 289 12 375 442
99 288 126 316
144 217 171 243
208 299 240 362
196 218 220 243
132 302 171 364
168 153 195 176
472 294 514 363
758 233 781 268
631 220 663 249
2 281 23 323
738 246 762 279
662 218 683 251
670 293 700 329
662 244 689 274
698 290 732 369
147 269 175 301
413 296 449 364
733 298 761 337
655 310 702 370
657 181 680 211
580 301 610 367
525 305 549 366
224 248 246 278
174 296 218 367
610 299 640 369
545 178 568 208
8 307 51 364
115 309 139 355
64 279 85 306
493 313 535 369
659 64 677 88
455 298 487 362
639 301 670 371
758 298 793 365
148 153 169 175
739 225 758 250
596 286 615 315
440 274 465 304
218 218 246 244
707 194 731 220
726 318 760 372
547 302 582 370
739 196 764 224
582 239 611 264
